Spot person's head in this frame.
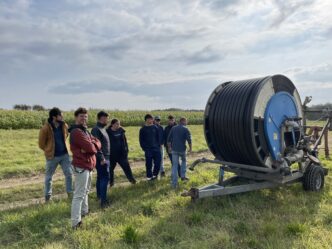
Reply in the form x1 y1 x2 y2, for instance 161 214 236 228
168 115 175 126
179 117 187 125
74 107 88 127
154 116 161 125
97 111 109 125
110 119 120 130
49 107 63 122
144 114 154 125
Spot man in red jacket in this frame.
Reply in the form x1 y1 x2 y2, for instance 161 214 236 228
69 107 101 229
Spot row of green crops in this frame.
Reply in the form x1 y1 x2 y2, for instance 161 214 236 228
0 110 204 129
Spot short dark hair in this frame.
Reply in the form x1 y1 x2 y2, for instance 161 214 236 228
168 115 174 120
97 111 109 120
74 107 88 117
49 107 62 119
144 114 153 121
110 118 119 127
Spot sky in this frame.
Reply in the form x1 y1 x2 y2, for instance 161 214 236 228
0 0 331 110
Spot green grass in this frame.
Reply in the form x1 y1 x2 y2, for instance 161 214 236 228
0 122 331 248
0 125 207 179
0 159 331 249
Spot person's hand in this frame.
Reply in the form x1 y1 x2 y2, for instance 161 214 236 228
101 159 106 165
188 148 192 153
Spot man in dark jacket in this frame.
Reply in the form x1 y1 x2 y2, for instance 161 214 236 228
69 107 101 229
154 116 165 177
107 119 136 186
38 107 73 202
139 114 162 180
91 111 110 208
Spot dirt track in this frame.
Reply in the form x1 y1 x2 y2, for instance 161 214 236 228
0 152 211 211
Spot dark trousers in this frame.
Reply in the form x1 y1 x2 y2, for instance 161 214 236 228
167 152 181 177
145 149 161 178
96 159 110 203
109 156 135 185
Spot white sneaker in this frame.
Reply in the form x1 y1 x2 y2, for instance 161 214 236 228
147 177 153 181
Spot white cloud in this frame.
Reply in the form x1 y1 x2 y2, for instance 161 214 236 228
0 0 331 109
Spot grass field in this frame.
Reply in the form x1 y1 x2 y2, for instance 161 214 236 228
0 125 207 179
0 158 331 249
0 123 331 249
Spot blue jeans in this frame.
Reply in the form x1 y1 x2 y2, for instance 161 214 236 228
171 151 187 187
96 159 110 203
45 153 73 196
145 148 161 178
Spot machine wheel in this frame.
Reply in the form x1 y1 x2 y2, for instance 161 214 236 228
303 164 325 191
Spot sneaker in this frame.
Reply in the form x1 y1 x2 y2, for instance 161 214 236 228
101 200 111 209
72 221 83 230
181 177 189 181
152 175 158 180
67 192 73 200
82 212 89 218
160 171 166 177
130 179 137 184
147 177 153 181
45 195 52 202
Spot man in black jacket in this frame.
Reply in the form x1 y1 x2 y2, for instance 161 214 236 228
91 111 110 208
139 114 162 180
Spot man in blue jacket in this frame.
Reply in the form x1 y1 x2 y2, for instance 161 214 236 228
167 117 192 188
139 114 162 180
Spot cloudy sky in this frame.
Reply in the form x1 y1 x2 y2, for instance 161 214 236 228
0 0 331 110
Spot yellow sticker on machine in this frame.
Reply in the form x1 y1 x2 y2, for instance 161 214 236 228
273 133 278 140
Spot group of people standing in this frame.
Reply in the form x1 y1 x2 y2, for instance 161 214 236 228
139 113 192 187
38 107 192 229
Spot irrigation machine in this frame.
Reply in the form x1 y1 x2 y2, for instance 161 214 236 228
182 75 330 200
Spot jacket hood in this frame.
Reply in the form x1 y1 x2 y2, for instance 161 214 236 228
107 126 126 133
48 118 65 128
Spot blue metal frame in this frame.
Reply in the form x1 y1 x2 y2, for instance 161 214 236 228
264 92 298 160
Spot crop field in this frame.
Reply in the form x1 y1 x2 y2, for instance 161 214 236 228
0 110 204 129
0 121 331 249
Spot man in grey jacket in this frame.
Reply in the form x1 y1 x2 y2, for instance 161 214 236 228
167 117 192 188
91 111 110 208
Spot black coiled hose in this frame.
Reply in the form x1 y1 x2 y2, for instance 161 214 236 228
204 75 301 167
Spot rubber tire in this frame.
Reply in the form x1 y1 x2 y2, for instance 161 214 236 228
303 164 325 191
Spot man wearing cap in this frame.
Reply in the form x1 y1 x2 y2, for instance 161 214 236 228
154 116 165 177
38 107 73 202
